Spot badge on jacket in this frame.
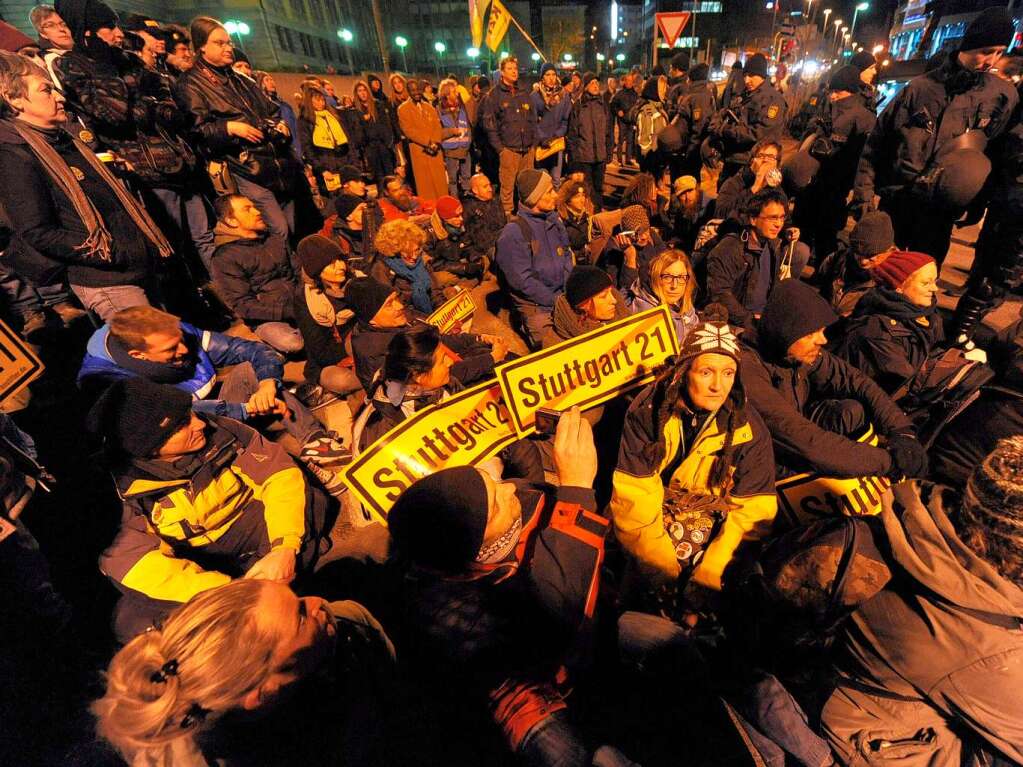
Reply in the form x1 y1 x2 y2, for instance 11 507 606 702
70 166 85 181
693 108 702 120
767 105 780 119
78 129 94 143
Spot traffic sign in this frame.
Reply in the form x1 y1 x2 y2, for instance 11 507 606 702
655 12 692 49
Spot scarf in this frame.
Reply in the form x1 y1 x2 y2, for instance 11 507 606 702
476 516 523 564
311 110 348 150
540 81 563 108
107 331 197 385
12 122 172 263
303 282 348 328
385 255 434 313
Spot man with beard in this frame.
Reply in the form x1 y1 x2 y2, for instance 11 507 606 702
664 175 711 252
377 174 434 222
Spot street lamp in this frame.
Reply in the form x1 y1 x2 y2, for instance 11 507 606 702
615 52 626 62
833 19 842 43
596 52 606 60
531 52 541 62
395 35 408 72
434 41 445 77
467 47 480 60
224 20 250 51
337 28 354 75
563 52 573 62
822 8 832 34
851 2 869 38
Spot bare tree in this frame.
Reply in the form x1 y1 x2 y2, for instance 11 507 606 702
544 16 584 66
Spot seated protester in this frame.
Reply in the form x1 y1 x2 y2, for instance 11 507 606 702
493 169 572 349
813 210 895 316
555 178 594 264
378 174 434 223
93 579 396 767
331 192 372 275
625 248 700 344
741 279 928 479
370 218 445 314
347 277 506 393
461 172 506 259
84 378 336 641
706 188 809 329
209 194 303 354
619 171 663 228
610 307 777 588
714 138 783 223
297 81 360 197
664 175 712 253
0 51 171 321
550 265 629 345
77 305 347 484
820 470 1023 766
426 195 486 287
597 204 666 289
292 235 362 396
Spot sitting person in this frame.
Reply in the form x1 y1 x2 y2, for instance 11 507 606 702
426 195 486 287
346 276 506 392
625 248 700 344
550 265 629 345
706 188 809 329
664 175 712 253
93 579 396 766
494 169 573 350
85 378 335 641
77 305 347 480
377 174 434 223
461 172 506 260
371 218 445 314
713 138 783 223
740 279 927 480
597 204 666 289
209 194 303 354
610 307 777 589
292 235 362 396
556 178 594 264
331 192 373 275
813 210 896 316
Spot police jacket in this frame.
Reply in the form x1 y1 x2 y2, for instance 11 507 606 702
677 79 718 155
712 81 787 165
480 78 537 153
494 206 572 309
805 93 875 199
567 92 613 164
854 55 1018 204
610 377 777 586
665 76 689 119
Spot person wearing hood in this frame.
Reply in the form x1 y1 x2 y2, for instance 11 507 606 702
611 305 777 590
852 7 1019 266
352 78 396 187
814 210 897 316
370 218 444 314
821 468 1023 766
494 168 572 349
549 264 629 346
740 278 927 479
175 16 301 241
531 63 572 190
567 71 613 212
396 78 448 202
367 73 387 102
346 276 504 392
625 248 699 344
209 194 302 354
674 63 718 178
426 195 486 286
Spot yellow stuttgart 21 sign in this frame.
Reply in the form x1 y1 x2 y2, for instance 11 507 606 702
425 288 476 333
497 305 679 436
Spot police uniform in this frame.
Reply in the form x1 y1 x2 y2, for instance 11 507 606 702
712 78 787 183
676 73 718 177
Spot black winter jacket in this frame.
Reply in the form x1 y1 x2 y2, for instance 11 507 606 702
462 195 506 254
567 92 613 164
677 79 718 156
209 228 297 323
298 108 363 177
610 88 639 125
711 81 786 166
802 92 874 205
706 229 786 327
480 79 537 153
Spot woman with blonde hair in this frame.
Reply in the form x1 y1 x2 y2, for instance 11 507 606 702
93 578 394 766
371 219 444 313
626 248 699 343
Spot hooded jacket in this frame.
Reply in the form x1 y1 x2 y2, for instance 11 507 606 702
210 226 297 323
494 206 572 309
567 90 613 165
822 482 1023 766
610 374 777 587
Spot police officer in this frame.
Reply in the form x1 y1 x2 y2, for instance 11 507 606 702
665 51 690 120
675 62 718 178
710 53 787 185
852 7 1019 267
480 55 538 216
850 49 879 111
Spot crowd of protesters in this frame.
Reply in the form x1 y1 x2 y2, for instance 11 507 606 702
2 2 1023 766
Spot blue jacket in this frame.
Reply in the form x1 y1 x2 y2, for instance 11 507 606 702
494 207 572 309
438 102 472 153
531 91 571 142
78 323 285 422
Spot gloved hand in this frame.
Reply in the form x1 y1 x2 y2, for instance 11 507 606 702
886 432 929 480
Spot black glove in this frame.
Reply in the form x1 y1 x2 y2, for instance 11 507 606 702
886 433 928 480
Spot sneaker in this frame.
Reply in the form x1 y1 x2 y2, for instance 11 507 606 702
302 460 348 497
20 311 47 337
51 302 88 326
300 433 351 467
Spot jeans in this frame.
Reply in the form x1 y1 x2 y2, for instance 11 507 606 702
219 362 322 445
148 187 217 272
444 154 472 198
499 148 534 215
235 176 295 240
70 283 149 322
0 268 73 319
253 321 305 354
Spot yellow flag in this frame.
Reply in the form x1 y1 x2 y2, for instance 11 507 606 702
469 0 491 49
485 0 511 52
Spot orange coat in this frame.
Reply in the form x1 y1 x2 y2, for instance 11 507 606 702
397 99 448 200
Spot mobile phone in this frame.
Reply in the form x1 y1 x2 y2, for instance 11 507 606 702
618 230 636 238
535 407 562 436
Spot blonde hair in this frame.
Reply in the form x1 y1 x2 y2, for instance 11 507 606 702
92 580 286 763
648 249 695 312
374 219 427 258
438 78 459 105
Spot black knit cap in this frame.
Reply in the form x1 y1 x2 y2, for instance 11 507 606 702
671 52 691 73
346 277 395 324
56 0 118 39
829 65 862 93
334 193 365 223
339 165 366 184
540 62 557 76
849 211 895 257
86 377 193 458
388 467 489 573
758 279 837 361
959 7 1017 53
850 50 877 72
297 234 344 278
745 53 769 79
690 63 710 81
583 71 598 88
566 265 613 308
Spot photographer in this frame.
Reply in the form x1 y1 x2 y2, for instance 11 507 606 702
176 16 302 240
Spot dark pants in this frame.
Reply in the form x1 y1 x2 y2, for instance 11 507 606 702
220 362 323 446
880 189 956 267
807 398 866 436
951 208 1023 341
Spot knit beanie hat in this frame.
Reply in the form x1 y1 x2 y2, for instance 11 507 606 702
959 7 1017 53
297 234 344 278
540 62 557 76
86 378 194 458
388 466 489 573
566 265 613 308
436 195 462 220
961 436 1023 581
679 304 740 364
850 50 877 72
583 71 599 88
829 65 862 93
849 211 895 258
621 205 650 234
690 63 710 82
516 168 554 209
561 75 573 88
758 279 837 359
868 250 934 290
334 193 365 224
340 165 366 184
745 54 769 79
346 277 395 324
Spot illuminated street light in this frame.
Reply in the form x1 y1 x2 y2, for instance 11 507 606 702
433 41 446 77
467 47 480 59
833 18 842 43
224 20 250 51
530 52 541 61
394 35 408 71
851 2 869 37
563 52 573 61
337 29 355 74
434 41 446 53
823 7 832 32
596 52 606 61
615 52 626 62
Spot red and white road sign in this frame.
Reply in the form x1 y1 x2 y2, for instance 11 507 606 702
655 12 692 49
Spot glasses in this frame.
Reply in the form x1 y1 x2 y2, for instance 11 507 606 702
41 20 70 31
659 273 690 285
754 153 779 161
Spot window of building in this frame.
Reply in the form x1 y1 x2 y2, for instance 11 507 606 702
319 38 333 60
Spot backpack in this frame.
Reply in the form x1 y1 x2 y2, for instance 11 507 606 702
636 102 669 155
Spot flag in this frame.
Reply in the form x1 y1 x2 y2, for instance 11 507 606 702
485 0 511 52
469 0 490 48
